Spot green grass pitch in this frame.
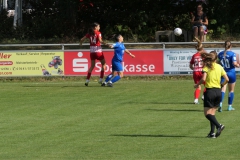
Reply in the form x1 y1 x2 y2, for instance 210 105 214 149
0 79 240 159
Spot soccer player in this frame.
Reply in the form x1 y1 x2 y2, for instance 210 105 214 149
79 22 109 86
189 37 205 104
101 34 135 87
194 51 229 138
217 41 240 112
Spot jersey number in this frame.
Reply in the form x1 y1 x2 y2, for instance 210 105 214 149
194 59 203 67
90 36 96 44
221 59 230 68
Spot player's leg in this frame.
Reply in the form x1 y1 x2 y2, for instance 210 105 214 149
102 72 113 86
194 85 201 104
226 71 236 111
227 82 236 111
111 71 123 83
193 72 201 104
102 60 115 86
204 89 224 138
106 61 123 87
98 53 106 84
85 54 96 86
105 71 117 87
219 77 227 112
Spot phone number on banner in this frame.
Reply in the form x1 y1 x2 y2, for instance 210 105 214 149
12 67 40 71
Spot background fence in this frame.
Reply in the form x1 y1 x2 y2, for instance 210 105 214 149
1 42 240 77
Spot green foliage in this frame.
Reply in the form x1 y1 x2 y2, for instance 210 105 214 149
1 0 240 42
217 25 228 35
210 19 217 25
0 11 14 40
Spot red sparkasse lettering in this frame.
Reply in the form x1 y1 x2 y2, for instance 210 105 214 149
0 53 12 59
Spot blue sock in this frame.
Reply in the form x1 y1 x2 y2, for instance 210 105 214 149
111 75 121 83
221 92 225 103
228 92 234 105
105 74 113 83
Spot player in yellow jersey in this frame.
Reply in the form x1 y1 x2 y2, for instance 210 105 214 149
194 51 229 138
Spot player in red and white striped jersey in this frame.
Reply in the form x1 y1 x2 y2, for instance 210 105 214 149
80 22 109 86
189 37 206 104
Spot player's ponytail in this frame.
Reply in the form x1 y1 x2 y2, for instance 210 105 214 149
224 40 231 57
194 37 203 51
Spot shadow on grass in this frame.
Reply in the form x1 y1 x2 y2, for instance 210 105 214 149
22 85 103 88
125 102 197 105
146 108 202 112
111 134 203 138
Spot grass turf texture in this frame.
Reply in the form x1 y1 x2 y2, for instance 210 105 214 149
1 79 240 159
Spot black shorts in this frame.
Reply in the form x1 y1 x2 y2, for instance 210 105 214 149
204 88 221 108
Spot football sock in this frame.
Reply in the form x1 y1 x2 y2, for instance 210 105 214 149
205 114 220 128
100 70 104 79
221 92 225 103
220 102 222 107
105 74 113 83
228 92 234 105
111 75 121 83
86 72 91 80
194 89 201 99
210 122 215 134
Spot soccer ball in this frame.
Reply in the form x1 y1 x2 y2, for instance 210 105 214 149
174 28 182 36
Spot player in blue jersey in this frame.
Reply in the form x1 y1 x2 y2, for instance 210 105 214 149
217 41 240 112
101 34 135 87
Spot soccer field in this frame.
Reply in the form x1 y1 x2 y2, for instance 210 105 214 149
1 79 240 159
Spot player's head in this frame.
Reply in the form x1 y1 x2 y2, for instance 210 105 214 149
92 22 100 31
201 51 217 69
88 22 100 35
114 34 123 42
224 40 232 50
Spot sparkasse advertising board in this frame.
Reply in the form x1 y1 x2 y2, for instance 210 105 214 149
64 50 163 76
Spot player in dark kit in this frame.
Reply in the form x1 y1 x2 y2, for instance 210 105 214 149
194 51 229 138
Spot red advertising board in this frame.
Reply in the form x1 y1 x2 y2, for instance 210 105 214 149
64 50 163 75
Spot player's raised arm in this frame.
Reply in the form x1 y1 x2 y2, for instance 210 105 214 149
99 36 109 47
125 49 135 58
79 36 87 45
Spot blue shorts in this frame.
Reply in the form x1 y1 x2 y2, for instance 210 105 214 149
112 60 123 72
192 25 207 31
221 71 236 84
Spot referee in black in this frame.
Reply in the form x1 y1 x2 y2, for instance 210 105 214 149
194 51 229 138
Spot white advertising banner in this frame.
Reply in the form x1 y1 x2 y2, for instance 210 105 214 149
164 49 196 74
164 48 240 74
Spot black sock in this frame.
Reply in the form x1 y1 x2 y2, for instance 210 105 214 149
210 122 215 134
205 114 221 128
